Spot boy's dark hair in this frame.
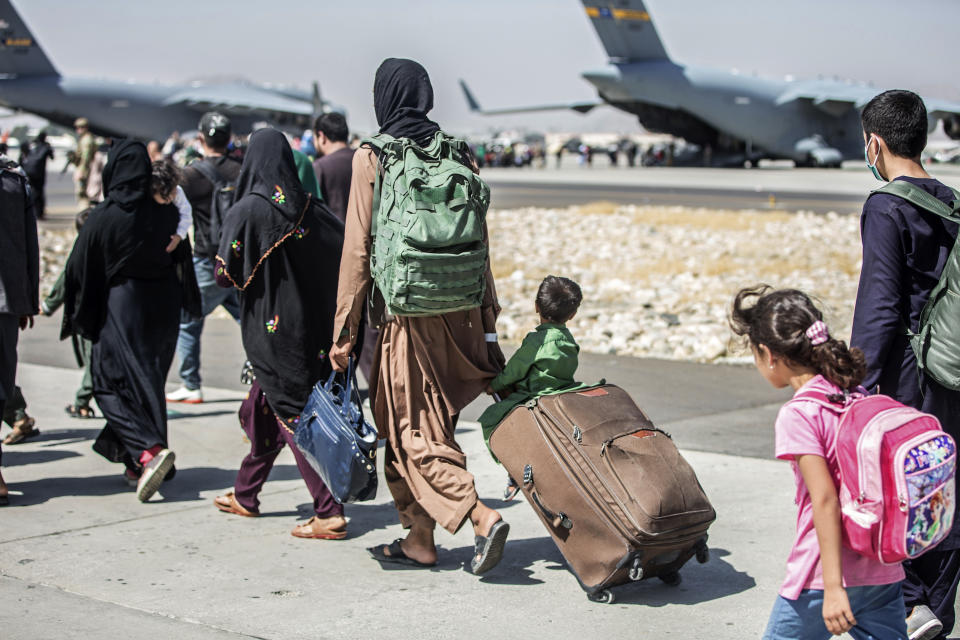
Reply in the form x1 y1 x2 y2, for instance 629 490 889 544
861 90 928 159
729 285 866 391
150 160 180 199
536 275 582 323
314 112 349 144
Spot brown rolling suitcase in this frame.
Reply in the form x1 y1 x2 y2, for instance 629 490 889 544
489 384 716 603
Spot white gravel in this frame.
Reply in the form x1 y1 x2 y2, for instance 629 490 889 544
487 203 863 363
39 204 865 364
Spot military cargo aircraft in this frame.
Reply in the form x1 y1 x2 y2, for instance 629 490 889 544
462 0 960 167
0 0 336 141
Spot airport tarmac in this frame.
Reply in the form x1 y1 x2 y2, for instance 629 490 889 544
38 162 960 231
484 162 960 213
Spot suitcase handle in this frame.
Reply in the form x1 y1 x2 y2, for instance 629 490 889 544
523 464 572 530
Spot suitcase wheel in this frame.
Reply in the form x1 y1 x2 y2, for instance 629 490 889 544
696 545 710 564
658 571 682 587
588 589 616 604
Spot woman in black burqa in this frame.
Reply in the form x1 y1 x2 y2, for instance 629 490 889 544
63 139 193 502
212 128 349 540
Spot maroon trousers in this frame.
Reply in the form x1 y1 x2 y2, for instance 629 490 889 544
233 380 342 518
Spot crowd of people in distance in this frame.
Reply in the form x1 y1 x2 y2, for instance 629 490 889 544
0 57 959 640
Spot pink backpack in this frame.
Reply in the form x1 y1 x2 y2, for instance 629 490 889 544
790 390 957 564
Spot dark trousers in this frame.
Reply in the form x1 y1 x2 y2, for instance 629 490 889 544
903 547 960 639
233 380 342 518
2 384 26 425
0 314 20 467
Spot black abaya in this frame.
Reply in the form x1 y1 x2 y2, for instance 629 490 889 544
92 274 180 467
63 140 183 469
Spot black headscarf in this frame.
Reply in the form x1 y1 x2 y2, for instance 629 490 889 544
217 128 310 290
215 128 345 419
62 140 184 341
100 139 151 210
373 58 441 146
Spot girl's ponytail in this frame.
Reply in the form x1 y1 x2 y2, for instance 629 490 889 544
809 335 867 392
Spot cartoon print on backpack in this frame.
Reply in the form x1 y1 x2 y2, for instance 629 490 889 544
904 434 956 474
908 488 955 556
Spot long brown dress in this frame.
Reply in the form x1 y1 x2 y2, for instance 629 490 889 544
332 147 503 534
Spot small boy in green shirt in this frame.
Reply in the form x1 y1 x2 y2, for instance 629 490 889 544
481 276 583 498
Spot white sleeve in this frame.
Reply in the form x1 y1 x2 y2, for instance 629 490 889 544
174 185 193 239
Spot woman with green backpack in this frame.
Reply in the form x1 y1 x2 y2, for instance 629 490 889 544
330 58 510 574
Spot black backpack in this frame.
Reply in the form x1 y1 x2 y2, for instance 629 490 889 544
189 158 238 251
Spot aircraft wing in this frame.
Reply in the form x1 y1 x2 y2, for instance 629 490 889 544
778 84 960 123
163 84 314 116
775 84 877 117
459 79 601 115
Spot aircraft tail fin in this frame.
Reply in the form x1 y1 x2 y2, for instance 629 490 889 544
0 0 57 77
581 0 670 62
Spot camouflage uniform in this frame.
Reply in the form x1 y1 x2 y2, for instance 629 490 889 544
73 130 96 208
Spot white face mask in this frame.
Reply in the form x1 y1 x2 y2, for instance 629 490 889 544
864 135 885 182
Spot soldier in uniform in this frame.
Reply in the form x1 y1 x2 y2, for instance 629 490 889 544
72 117 97 209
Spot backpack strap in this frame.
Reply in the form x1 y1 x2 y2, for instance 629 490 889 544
787 389 846 413
873 181 960 351
189 157 224 187
871 180 960 222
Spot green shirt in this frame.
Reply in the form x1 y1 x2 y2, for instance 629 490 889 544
292 149 322 200
480 323 581 450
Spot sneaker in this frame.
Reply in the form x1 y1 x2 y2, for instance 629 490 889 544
166 386 203 404
907 605 943 640
3 416 39 445
136 449 176 502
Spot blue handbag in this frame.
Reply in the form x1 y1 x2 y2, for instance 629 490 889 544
295 357 378 503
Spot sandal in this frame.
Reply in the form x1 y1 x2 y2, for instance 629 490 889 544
3 417 38 445
291 515 347 540
213 492 260 517
64 404 96 419
471 520 510 575
503 476 521 501
368 539 436 568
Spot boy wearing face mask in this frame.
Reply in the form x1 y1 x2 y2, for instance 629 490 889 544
851 89 960 640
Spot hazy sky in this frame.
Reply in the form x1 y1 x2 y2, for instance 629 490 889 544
13 0 960 135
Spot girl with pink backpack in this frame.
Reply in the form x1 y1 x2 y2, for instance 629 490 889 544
730 286 938 639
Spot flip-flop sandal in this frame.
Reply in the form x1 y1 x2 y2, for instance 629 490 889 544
471 520 510 575
214 492 260 517
291 516 347 540
64 404 96 419
503 483 521 501
368 539 436 568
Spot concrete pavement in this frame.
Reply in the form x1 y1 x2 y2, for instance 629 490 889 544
3 361 790 640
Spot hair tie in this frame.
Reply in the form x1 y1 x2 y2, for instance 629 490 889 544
805 320 829 346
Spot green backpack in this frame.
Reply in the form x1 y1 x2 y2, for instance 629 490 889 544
363 131 490 317
873 180 960 390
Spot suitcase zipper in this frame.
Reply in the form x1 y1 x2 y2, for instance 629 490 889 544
534 404 649 544
539 401 711 542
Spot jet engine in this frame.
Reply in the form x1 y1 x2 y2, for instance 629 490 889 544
944 114 960 141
